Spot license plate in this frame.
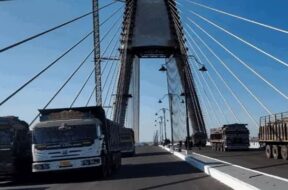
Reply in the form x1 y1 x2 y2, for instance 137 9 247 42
59 160 71 167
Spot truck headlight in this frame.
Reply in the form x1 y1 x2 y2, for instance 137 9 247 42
34 164 50 170
81 158 100 166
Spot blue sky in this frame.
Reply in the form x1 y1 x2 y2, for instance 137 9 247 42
0 0 287 141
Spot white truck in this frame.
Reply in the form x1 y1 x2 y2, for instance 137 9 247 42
31 106 121 177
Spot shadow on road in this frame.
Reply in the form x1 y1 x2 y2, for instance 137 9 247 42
134 151 170 157
110 161 201 180
9 188 48 190
0 170 105 188
252 162 288 170
138 175 208 190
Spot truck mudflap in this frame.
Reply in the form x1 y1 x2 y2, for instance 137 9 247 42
32 157 102 173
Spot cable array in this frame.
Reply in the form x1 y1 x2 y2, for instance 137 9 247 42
0 1 117 53
174 0 287 129
0 1 124 125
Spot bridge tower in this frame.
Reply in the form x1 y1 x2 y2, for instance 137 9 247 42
113 0 207 143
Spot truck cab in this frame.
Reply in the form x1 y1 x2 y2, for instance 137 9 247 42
0 116 31 178
31 107 121 177
210 124 250 151
32 118 104 172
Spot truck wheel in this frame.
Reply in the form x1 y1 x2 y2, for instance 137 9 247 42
99 156 108 178
106 156 112 176
115 154 121 170
265 145 272 159
272 145 280 159
281 146 288 160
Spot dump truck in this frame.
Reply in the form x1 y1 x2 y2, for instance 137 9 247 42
119 128 135 156
259 112 288 160
192 132 207 147
0 116 31 179
210 124 250 151
31 106 122 177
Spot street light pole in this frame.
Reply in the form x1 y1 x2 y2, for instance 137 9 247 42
168 94 174 150
182 74 191 150
159 116 164 143
162 109 167 140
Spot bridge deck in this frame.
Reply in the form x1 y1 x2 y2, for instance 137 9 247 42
1 146 230 190
192 147 288 179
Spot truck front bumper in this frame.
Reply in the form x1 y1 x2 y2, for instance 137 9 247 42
0 162 14 176
32 157 102 173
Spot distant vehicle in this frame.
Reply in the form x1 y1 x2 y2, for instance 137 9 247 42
210 124 250 151
135 142 146 147
31 106 121 177
259 112 288 160
119 128 135 156
0 116 31 179
192 132 207 147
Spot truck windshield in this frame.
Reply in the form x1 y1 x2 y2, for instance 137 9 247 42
0 128 12 146
225 131 249 135
33 124 97 144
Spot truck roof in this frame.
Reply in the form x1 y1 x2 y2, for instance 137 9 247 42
39 106 106 122
210 123 248 134
33 118 102 129
0 116 29 129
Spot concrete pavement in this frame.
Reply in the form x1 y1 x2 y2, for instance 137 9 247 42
0 146 230 190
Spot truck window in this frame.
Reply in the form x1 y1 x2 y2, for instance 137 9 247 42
33 124 96 145
0 128 12 146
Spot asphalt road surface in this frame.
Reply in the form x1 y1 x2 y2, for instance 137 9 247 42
0 146 230 190
192 147 288 179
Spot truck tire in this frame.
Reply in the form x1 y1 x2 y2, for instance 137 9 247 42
272 145 280 159
265 145 272 159
99 156 108 178
114 153 121 170
107 156 112 176
215 144 219 151
281 146 288 160
219 145 223 152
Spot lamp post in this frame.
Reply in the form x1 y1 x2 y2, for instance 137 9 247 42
155 108 169 141
158 93 184 150
159 58 208 150
154 117 163 143
181 90 191 150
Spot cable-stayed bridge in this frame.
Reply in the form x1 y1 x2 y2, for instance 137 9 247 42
0 0 288 189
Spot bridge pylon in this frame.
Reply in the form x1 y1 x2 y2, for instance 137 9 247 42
113 0 207 144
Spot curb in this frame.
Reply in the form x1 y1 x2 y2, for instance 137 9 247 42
161 146 261 190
